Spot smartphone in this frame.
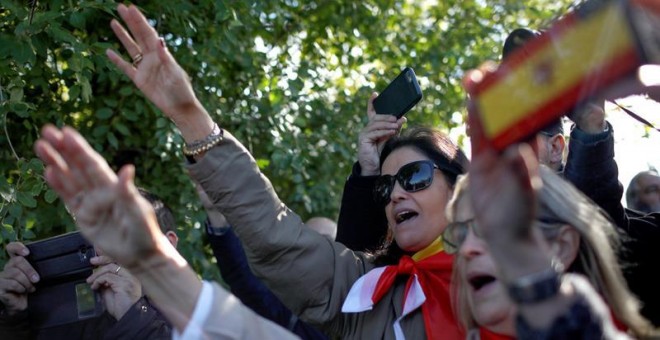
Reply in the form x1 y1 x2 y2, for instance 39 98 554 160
373 67 423 118
468 0 660 151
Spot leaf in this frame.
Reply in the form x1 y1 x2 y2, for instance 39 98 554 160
107 132 118 149
9 87 24 103
92 125 110 137
10 102 30 117
22 229 36 240
27 159 44 173
30 181 43 196
156 117 169 128
96 107 113 120
46 25 78 44
69 84 81 99
69 11 87 30
12 40 35 65
80 78 92 102
44 189 58 203
16 192 37 208
119 86 133 96
114 122 131 136
8 203 21 219
104 98 119 107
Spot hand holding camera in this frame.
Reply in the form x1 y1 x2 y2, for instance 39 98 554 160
1 235 144 328
0 242 39 317
87 256 142 321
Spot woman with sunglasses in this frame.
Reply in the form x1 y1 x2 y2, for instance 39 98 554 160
442 137 654 337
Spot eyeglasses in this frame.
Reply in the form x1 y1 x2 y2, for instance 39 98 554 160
442 218 564 254
373 160 439 205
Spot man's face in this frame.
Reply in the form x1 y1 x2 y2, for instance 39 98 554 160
637 173 660 213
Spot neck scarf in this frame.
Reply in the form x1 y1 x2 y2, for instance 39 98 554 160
342 237 463 339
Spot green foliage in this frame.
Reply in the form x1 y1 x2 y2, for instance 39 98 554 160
0 0 571 277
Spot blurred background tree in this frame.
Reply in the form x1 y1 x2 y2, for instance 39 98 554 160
0 0 572 278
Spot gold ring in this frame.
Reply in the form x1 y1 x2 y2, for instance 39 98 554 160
115 266 122 274
132 53 143 67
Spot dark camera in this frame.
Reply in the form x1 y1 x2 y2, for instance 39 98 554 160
26 232 105 329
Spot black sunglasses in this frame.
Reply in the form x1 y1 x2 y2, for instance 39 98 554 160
442 218 564 254
373 160 439 205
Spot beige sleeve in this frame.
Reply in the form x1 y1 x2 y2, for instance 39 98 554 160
187 132 372 330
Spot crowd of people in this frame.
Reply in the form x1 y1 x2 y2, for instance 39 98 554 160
1 2 660 339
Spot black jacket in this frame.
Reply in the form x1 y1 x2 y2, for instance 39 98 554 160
335 162 388 252
564 124 660 325
0 297 171 340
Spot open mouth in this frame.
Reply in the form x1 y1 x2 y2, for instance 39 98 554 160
395 211 418 224
469 275 496 291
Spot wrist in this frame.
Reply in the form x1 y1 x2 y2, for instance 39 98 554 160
507 263 564 305
357 161 379 176
168 102 216 142
125 236 184 276
206 218 231 236
577 120 607 134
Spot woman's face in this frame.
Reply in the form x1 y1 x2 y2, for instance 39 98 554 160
382 146 453 252
454 195 516 335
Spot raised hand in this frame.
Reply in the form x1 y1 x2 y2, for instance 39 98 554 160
357 92 406 176
462 66 541 244
106 4 202 124
33 125 166 271
568 102 606 134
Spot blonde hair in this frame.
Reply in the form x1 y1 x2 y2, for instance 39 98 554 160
447 166 654 338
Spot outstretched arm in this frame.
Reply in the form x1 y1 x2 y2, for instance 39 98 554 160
34 125 200 331
464 66 628 337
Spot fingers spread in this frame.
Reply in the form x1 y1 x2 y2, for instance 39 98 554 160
35 139 80 203
62 127 116 189
120 4 161 52
110 19 142 61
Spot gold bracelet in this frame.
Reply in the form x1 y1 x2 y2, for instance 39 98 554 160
182 124 224 156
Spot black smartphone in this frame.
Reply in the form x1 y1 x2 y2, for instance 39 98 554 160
373 67 423 118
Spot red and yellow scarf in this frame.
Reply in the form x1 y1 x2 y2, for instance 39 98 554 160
342 237 463 339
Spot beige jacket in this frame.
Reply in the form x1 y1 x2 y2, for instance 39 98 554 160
188 132 433 339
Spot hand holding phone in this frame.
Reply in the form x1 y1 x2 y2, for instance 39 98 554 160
373 67 423 118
